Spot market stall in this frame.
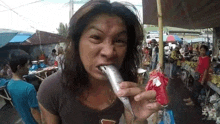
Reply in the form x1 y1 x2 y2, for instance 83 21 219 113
27 60 58 81
180 56 220 122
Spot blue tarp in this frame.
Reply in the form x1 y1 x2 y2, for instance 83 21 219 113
9 33 33 43
0 33 18 48
0 32 33 48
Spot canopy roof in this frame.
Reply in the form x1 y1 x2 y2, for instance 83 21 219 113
143 0 220 29
21 31 66 46
0 29 33 48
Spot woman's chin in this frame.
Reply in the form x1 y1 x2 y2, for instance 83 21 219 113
97 74 108 80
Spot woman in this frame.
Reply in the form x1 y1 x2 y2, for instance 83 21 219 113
183 45 210 106
38 1 161 123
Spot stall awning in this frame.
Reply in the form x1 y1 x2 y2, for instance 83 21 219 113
0 33 18 48
143 0 220 29
0 32 33 48
9 33 33 43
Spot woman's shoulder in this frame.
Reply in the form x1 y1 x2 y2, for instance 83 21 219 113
38 71 63 96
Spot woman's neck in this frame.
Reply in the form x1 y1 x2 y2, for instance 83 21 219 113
88 76 111 94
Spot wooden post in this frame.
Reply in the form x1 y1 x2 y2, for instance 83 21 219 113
153 0 163 123
156 0 164 70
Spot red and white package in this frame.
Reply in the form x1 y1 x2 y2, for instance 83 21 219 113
145 70 169 105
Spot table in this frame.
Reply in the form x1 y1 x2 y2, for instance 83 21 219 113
26 66 58 81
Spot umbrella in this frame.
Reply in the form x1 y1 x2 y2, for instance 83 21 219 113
165 35 182 43
0 32 33 48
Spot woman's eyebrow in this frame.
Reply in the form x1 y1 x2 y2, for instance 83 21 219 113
117 31 127 36
87 26 104 34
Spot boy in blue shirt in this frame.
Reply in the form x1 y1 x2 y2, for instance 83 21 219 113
7 49 41 124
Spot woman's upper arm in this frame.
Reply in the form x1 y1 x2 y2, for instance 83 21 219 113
39 103 60 124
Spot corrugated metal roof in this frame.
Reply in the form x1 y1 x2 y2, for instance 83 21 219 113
143 0 220 29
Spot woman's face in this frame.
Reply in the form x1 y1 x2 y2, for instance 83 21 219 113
79 14 128 80
200 47 206 56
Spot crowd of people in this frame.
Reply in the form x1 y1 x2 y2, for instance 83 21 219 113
142 39 211 109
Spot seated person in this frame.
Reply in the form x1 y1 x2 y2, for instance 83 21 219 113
7 49 41 124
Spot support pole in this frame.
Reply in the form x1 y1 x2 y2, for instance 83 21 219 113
156 0 164 70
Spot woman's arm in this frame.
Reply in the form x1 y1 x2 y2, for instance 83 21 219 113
39 103 60 124
201 69 208 85
31 108 42 124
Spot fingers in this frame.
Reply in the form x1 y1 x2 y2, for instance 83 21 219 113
119 81 138 89
117 87 142 97
134 90 156 101
146 102 162 111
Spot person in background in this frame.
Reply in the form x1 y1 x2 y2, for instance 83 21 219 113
184 45 189 56
170 47 182 79
38 1 161 123
38 51 46 61
188 44 193 54
151 39 159 70
183 45 210 106
179 45 185 57
0 63 12 79
47 49 57 66
56 47 65 70
7 49 41 124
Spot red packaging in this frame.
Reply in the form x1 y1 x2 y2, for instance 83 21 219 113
145 70 169 105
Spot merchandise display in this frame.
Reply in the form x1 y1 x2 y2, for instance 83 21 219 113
184 61 198 69
210 74 220 87
180 56 220 123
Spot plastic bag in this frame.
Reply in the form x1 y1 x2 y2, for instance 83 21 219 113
158 110 175 124
145 64 169 105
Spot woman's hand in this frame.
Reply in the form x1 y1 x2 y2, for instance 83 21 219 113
116 81 162 122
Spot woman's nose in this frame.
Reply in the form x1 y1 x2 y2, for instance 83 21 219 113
100 43 116 59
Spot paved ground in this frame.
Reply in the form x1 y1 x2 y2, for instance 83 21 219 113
0 63 217 124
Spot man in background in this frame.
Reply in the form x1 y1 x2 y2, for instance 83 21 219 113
7 49 41 124
47 49 57 66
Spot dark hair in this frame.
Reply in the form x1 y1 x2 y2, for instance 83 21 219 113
8 49 30 73
52 49 56 53
151 39 157 43
63 1 143 95
200 45 208 52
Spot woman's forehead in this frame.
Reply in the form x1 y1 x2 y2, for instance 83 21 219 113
89 14 126 28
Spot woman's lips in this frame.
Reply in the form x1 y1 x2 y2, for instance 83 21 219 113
95 67 105 74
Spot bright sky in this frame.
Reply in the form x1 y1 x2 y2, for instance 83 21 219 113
0 0 143 33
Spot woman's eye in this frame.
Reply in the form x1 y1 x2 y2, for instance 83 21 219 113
115 39 127 46
90 35 101 40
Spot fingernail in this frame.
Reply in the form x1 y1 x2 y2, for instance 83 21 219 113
134 96 140 101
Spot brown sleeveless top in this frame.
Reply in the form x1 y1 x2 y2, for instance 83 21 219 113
38 71 124 124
